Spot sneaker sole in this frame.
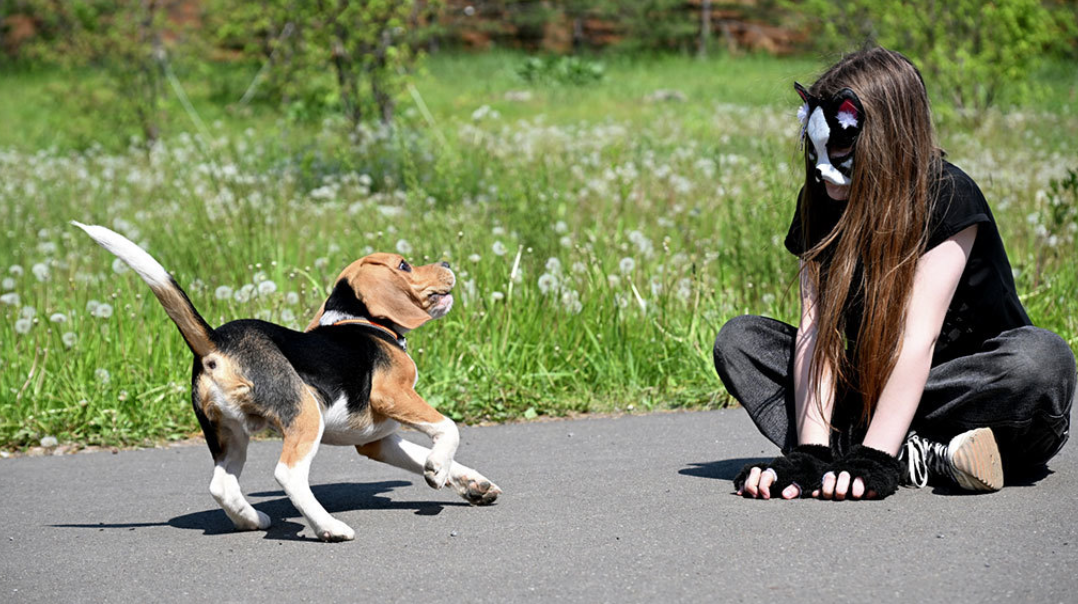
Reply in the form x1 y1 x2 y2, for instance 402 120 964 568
949 428 1004 492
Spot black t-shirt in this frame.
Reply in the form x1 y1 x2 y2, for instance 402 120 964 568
784 160 1031 364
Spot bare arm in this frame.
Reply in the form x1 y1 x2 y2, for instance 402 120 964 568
794 260 835 447
820 225 978 499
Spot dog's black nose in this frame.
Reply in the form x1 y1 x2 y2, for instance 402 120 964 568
440 261 451 269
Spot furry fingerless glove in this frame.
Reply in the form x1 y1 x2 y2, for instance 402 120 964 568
734 444 833 497
829 444 904 499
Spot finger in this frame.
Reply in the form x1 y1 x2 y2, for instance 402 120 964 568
821 471 836 499
851 477 866 500
759 468 777 500
866 489 878 500
835 471 851 501
744 467 762 498
782 483 801 499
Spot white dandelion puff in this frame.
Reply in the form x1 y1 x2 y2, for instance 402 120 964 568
86 300 100 314
396 239 413 255
215 286 233 300
560 289 583 314
112 258 129 274
280 309 296 324
491 291 505 302
538 273 559 295
545 257 563 275
95 368 111 383
9 265 24 277
492 241 507 256
2 277 14 290
92 303 113 319
468 254 482 263
554 221 568 234
314 257 329 269
62 331 77 348
762 293 777 306
0 292 19 306
50 312 68 323
14 318 32 334
258 280 278 296
607 274 621 288
619 257 636 274
32 262 49 282
286 291 300 305
21 306 36 319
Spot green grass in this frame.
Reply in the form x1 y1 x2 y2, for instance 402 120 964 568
1 51 1076 450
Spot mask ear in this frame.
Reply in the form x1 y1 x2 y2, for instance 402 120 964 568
834 88 864 130
794 82 811 102
354 269 431 331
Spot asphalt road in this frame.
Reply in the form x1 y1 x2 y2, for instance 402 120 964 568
2 408 1075 604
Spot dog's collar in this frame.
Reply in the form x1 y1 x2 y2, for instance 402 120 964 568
332 318 407 351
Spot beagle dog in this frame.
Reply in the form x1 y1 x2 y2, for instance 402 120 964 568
74 222 500 542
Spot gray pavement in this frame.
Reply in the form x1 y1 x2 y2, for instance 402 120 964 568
1 408 1075 604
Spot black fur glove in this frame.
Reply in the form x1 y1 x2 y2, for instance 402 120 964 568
733 444 833 497
829 444 904 499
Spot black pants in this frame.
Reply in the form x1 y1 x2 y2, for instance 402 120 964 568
713 315 1076 472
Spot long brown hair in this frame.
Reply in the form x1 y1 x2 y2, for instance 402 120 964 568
800 48 943 423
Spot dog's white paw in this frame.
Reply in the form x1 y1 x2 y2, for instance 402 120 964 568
314 518 355 543
424 456 450 489
452 472 502 506
232 509 272 531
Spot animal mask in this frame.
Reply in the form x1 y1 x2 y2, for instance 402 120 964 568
795 82 864 186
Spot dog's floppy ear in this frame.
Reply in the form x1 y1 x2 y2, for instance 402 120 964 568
354 268 431 330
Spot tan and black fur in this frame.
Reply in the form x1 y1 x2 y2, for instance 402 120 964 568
74 222 500 542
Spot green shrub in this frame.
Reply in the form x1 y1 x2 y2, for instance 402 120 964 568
794 0 1064 114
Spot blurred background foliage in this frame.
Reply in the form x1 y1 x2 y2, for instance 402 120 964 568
1 0 1074 141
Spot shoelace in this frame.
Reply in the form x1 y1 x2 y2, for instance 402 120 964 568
902 432 953 488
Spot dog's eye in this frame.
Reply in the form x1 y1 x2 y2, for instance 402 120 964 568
398 260 412 272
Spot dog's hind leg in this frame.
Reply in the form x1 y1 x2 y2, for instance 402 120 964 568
274 388 354 542
208 424 271 531
357 434 501 505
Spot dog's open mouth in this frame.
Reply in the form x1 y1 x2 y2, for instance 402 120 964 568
428 291 454 315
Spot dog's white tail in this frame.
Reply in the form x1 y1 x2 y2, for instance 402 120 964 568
72 221 216 357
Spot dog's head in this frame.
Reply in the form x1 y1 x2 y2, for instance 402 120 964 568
306 253 455 333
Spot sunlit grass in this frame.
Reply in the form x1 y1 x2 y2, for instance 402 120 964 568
1 51 1075 450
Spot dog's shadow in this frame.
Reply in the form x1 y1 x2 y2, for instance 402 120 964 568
680 458 768 482
54 480 471 542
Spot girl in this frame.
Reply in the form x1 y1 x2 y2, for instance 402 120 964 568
713 47 1075 500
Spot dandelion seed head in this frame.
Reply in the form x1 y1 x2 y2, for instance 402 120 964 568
0 292 19 306
538 273 559 295
286 291 300 305
95 368 110 383
93 303 114 319
545 257 563 275
619 257 636 274
50 312 68 323
2 277 14 290
62 331 77 348
258 280 278 296
14 318 32 334
396 239 413 255
491 291 505 302
560 289 583 314
111 258 129 274
215 286 233 300
32 263 49 282
554 221 568 234
314 257 329 269
280 309 296 324
492 241 507 256
468 254 481 263
9 265 24 277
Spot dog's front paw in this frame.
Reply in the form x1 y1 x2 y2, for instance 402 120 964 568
314 518 355 543
453 473 502 506
231 509 272 531
424 456 450 489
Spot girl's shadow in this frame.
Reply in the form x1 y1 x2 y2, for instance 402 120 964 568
680 458 768 481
